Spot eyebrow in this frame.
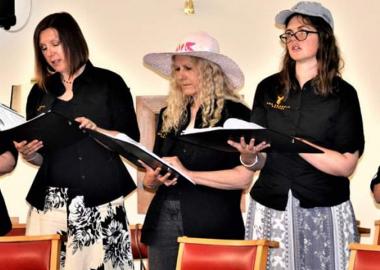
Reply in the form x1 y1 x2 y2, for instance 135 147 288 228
285 24 314 32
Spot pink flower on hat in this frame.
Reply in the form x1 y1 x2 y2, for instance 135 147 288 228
176 42 196 52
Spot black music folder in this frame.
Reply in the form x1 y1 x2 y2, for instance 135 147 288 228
179 118 322 153
88 130 195 184
0 107 87 151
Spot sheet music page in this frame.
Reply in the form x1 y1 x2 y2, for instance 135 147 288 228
113 132 194 183
0 103 26 131
181 118 265 135
223 118 265 129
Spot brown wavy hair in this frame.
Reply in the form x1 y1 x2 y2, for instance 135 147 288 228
160 56 244 136
33 12 89 89
279 14 343 97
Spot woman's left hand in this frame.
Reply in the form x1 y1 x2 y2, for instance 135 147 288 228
75 116 97 130
228 137 270 165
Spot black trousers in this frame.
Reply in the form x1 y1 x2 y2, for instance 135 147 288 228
148 200 184 270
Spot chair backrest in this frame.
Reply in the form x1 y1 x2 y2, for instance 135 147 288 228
6 216 26 236
0 234 61 270
176 237 279 270
373 220 380 245
348 243 380 270
355 220 371 239
130 224 148 270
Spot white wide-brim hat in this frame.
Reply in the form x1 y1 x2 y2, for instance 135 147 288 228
143 32 244 90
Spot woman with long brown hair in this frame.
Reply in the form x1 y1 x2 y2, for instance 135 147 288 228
231 2 364 269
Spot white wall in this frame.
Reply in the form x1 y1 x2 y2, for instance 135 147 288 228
0 0 379 243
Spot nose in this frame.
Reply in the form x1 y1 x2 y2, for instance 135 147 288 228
287 34 297 43
44 45 55 57
176 69 187 80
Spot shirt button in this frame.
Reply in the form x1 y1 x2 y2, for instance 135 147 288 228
78 156 83 161
81 175 86 179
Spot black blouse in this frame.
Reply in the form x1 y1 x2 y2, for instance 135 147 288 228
250 73 365 210
142 100 251 244
25 62 139 209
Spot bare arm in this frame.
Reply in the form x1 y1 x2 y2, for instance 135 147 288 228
163 156 254 190
0 151 16 175
299 139 359 177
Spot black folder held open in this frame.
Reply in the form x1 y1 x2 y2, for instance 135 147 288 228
88 130 195 184
0 107 87 151
179 118 322 153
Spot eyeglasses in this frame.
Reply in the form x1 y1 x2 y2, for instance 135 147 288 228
279 30 319 43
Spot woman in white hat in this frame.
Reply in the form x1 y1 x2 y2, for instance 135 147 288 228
140 32 268 270
230 2 364 270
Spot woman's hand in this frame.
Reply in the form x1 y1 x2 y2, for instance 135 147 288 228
13 139 44 165
228 137 270 166
75 116 97 130
163 156 189 175
138 160 177 188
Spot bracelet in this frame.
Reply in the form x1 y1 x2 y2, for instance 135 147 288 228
240 155 258 168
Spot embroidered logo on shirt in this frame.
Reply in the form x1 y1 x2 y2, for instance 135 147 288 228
276 95 285 105
266 95 290 110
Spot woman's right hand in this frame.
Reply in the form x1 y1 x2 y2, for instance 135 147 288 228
138 160 177 189
13 140 44 163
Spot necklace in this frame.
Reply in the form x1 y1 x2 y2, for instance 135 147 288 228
62 78 72 84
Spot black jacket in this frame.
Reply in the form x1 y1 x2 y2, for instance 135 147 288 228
25 62 139 209
142 100 251 244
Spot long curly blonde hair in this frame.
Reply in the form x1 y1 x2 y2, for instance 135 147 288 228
160 56 243 136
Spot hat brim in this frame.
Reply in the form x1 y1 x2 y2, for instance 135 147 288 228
143 51 244 90
275 10 296 26
275 9 333 29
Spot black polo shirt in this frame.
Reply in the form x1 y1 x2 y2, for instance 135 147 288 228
250 73 364 210
25 62 139 209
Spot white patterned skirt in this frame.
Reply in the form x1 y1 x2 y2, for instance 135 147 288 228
245 191 358 270
26 187 134 270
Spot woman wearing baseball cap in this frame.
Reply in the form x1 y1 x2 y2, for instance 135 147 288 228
231 2 364 270
140 32 269 270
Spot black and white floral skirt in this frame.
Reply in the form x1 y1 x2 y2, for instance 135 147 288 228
26 187 134 270
245 191 358 270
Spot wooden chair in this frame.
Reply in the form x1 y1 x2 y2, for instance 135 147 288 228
0 234 61 270
176 237 279 270
348 243 380 270
373 220 380 245
130 224 148 270
356 220 371 237
6 216 27 236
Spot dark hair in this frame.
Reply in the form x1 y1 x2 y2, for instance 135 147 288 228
279 14 343 97
33 12 89 89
